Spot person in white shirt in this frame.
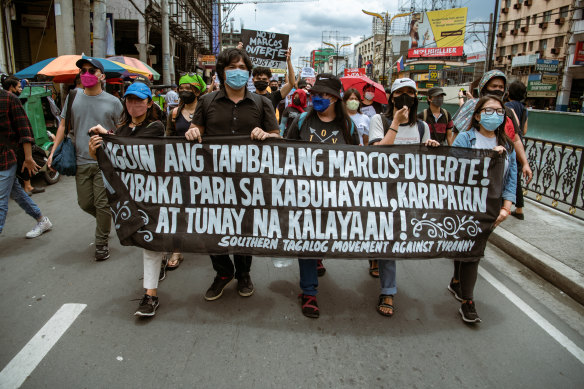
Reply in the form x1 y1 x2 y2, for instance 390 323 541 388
343 88 370 145
368 78 439 317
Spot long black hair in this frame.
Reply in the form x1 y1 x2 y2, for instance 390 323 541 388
383 89 419 126
304 95 355 145
119 97 160 128
215 48 252 86
343 88 362 114
470 96 513 150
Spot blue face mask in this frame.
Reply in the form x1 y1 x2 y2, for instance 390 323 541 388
479 112 504 131
312 95 331 112
224 69 249 90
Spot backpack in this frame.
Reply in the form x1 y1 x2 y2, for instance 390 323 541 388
422 108 450 143
380 115 425 143
297 111 355 136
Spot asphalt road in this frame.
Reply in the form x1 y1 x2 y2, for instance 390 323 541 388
1 176 583 389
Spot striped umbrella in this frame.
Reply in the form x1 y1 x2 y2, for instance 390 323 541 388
15 55 126 83
107 56 160 81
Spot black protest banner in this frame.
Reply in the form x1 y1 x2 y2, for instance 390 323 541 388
241 29 289 69
96 136 505 260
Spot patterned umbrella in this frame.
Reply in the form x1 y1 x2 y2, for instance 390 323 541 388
15 55 126 83
107 56 160 81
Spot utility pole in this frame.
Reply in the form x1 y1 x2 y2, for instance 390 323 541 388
161 0 172 85
486 0 500 71
381 12 388 86
55 0 76 56
92 0 107 57
74 0 91 55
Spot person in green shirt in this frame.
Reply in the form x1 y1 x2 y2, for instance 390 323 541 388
152 88 166 111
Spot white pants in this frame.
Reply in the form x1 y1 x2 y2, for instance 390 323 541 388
143 249 164 290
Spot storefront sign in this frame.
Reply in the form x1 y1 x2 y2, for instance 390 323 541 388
535 59 559 72
574 42 584 66
527 80 557 98
344 68 366 77
511 54 539 68
408 47 464 58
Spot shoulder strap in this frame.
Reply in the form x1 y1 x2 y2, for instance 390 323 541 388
417 120 425 143
65 89 78 136
349 119 354 136
423 109 428 122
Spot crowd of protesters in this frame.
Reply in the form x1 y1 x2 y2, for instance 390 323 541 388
1 45 531 325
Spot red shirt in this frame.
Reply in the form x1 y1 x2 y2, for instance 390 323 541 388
0 90 35 171
504 116 516 140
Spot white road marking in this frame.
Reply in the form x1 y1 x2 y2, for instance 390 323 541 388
0 303 86 389
479 267 584 365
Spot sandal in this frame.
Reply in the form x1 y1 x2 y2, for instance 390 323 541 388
376 294 395 317
299 293 320 318
369 260 379 278
167 252 184 270
317 259 326 277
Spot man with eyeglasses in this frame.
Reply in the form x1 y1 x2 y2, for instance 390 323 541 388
49 58 123 261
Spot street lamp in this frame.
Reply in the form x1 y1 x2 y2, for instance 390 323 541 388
362 10 411 86
322 41 352 77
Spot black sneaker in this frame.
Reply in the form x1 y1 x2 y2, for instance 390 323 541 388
459 300 481 323
159 256 168 282
204 275 234 301
134 294 159 317
448 279 463 302
95 244 110 261
237 272 255 297
317 259 326 277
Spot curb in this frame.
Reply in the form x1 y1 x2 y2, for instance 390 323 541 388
489 227 584 306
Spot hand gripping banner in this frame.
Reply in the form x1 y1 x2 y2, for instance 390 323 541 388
96 135 505 260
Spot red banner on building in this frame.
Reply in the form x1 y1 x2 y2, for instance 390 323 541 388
574 41 584 66
408 47 464 58
344 68 366 77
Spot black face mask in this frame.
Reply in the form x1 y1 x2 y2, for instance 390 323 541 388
486 89 505 97
293 97 301 106
254 80 268 91
270 84 278 91
394 93 416 109
179 91 196 104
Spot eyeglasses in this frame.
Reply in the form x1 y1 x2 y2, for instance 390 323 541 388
481 108 505 116
180 72 198 77
80 68 98 75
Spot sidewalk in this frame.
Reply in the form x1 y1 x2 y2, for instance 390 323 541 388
489 199 584 305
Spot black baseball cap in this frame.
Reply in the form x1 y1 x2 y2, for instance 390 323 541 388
132 74 152 86
428 87 446 97
76 57 105 73
310 73 342 99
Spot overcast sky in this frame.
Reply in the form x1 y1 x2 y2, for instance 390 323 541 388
223 0 497 68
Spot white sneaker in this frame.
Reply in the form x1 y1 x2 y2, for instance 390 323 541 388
26 217 53 238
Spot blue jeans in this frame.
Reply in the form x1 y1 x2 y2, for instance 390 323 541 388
378 259 397 295
298 258 318 296
0 164 42 233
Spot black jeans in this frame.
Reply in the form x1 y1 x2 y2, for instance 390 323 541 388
453 260 480 300
210 255 252 278
516 161 524 208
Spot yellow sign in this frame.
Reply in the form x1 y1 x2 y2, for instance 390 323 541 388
271 68 286 74
426 83 435 88
429 65 437 70
426 8 467 48
429 71 439 80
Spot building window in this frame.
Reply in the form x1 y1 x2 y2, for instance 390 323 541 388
532 14 537 24
505 0 511 8
543 11 552 22
522 42 527 52
526 16 530 25
529 41 534 51
500 46 506 56
539 39 547 51
560 6 569 19
503 22 509 31
512 44 519 55
555 36 564 48
514 19 521 30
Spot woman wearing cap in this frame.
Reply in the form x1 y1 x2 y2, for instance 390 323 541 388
368 78 439 317
285 73 360 318
164 74 207 270
88 82 166 318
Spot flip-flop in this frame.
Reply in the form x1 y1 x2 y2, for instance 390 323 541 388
299 294 320 318
376 294 395 317
167 253 183 270
369 260 379 278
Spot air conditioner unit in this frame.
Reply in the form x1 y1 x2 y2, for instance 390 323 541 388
511 29 518 35
496 56 503 62
498 31 507 38
506 55 512 60
513 3 522 10
518 52 525 56
502 7 509 13
524 0 532 5
539 22 548 29
551 48 560 54
555 17 566 25
535 50 541 54
521 26 529 33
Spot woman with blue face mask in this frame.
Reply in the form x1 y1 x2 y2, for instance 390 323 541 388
449 95 517 324
285 73 360 318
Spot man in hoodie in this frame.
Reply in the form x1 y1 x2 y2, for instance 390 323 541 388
452 70 532 184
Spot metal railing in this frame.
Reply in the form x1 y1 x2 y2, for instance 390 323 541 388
523 137 584 219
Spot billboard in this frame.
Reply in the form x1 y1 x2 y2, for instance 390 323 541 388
344 68 366 77
574 42 584 65
407 7 467 58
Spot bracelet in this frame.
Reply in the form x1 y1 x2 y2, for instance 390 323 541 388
389 127 398 133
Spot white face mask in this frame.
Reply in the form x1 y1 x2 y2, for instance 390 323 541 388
364 92 375 101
